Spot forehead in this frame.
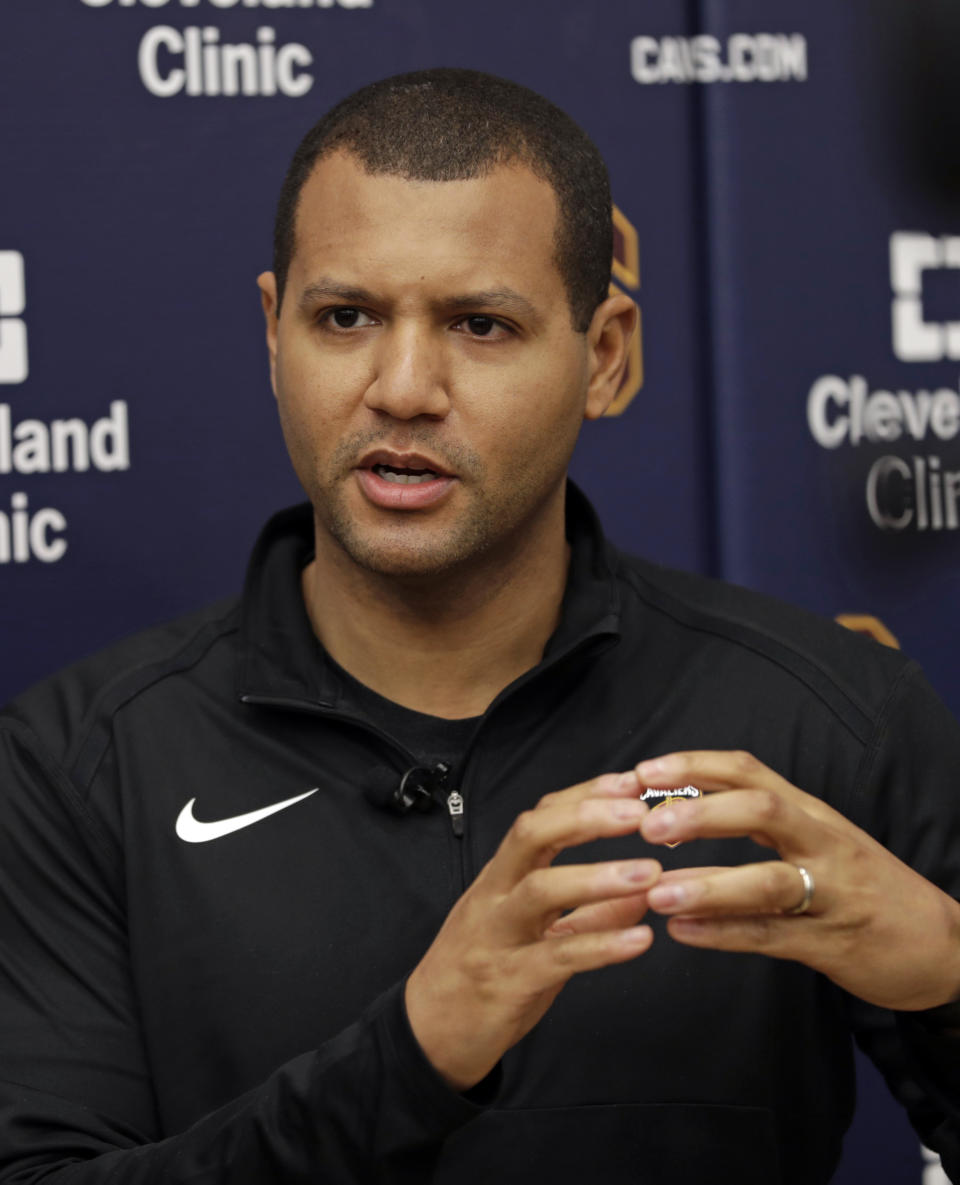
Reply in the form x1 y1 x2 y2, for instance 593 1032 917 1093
288 151 565 302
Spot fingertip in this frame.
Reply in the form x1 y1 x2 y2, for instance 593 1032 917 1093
620 924 654 952
593 771 642 796
616 770 640 794
665 916 707 945
640 806 679 844
624 858 661 887
636 755 682 783
647 882 684 912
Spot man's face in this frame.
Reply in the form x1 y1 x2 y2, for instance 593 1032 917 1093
259 150 621 579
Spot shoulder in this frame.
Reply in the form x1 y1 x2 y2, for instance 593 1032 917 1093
0 501 312 789
610 548 915 739
1 597 241 774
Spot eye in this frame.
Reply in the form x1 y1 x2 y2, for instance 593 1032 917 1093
320 307 376 330
454 315 513 340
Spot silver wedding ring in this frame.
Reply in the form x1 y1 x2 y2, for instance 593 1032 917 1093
786 864 815 915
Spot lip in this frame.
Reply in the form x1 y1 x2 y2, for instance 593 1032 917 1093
354 449 457 511
358 449 453 476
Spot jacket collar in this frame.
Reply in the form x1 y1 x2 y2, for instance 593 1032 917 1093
237 482 622 709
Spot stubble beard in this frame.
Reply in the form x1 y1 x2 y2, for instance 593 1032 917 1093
324 501 499 579
312 428 497 579
307 428 562 582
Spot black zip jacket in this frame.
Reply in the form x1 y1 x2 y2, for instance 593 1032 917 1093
1 488 959 1185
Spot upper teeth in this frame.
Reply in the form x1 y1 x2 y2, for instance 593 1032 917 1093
374 465 438 484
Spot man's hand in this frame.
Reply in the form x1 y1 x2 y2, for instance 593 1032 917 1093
636 750 960 1012
405 772 660 1091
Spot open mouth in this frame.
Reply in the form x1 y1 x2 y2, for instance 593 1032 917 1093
372 464 440 485
356 451 455 510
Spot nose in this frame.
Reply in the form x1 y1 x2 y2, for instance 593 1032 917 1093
363 322 450 421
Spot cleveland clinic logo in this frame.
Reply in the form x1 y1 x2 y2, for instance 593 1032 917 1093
0 253 132 565
891 232 960 363
806 232 960 533
0 252 28 385
78 0 374 99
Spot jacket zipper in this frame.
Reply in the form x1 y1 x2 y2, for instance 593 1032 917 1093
444 628 617 867
446 790 465 837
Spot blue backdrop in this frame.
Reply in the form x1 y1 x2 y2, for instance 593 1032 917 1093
2 2 957 1180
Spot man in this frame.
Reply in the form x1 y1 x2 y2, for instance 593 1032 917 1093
1 68 959 1184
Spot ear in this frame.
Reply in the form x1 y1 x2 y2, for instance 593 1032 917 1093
582 292 638 421
257 271 280 397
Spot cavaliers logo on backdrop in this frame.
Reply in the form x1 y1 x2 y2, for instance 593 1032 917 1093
835 614 900 650
605 205 643 416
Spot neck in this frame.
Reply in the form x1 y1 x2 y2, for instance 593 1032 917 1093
302 497 571 719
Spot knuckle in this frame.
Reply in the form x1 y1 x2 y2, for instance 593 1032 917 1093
937 892 960 945
576 799 597 827
546 914 577 938
511 810 540 848
465 945 522 996
832 880 874 933
518 869 551 912
732 750 758 777
762 866 786 900
743 916 777 949
535 791 559 810
591 772 622 794
824 907 869 961
846 843 870 874
550 938 580 972
461 948 496 988
754 789 783 824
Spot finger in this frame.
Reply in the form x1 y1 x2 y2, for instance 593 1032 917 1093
507 859 660 931
545 892 650 938
665 913 815 960
535 770 642 811
525 923 655 985
639 788 831 856
637 750 796 795
647 861 820 917
637 751 840 827
489 796 650 889
658 865 730 881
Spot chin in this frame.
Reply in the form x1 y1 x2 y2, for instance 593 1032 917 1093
313 476 554 580
325 513 499 580
322 512 436 567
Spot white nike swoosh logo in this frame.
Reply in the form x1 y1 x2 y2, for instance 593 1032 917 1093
175 788 319 843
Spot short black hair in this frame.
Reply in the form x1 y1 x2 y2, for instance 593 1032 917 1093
272 68 613 331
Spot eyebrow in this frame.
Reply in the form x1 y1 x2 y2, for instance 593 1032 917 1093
436 290 540 322
298 281 375 311
297 279 542 325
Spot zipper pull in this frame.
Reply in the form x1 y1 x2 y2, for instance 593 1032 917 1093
446 790 465 837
